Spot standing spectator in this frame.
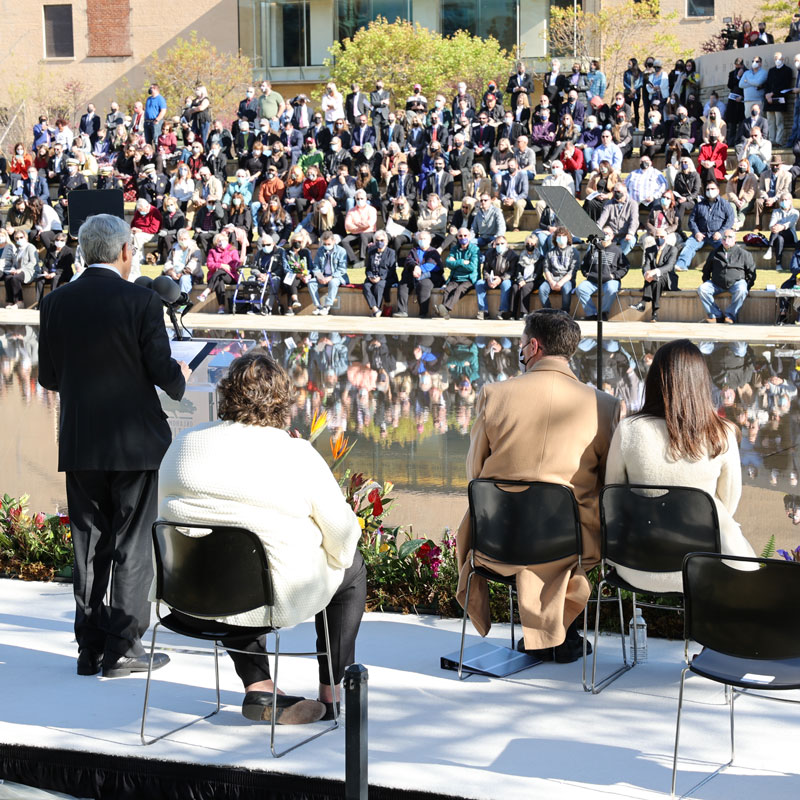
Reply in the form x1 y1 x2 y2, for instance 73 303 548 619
756 21 774 45
629 226 678 322
475 235 518 320
361 231 396 317
542 59 567 111
438 229 479 319
189 85 212 146
739 55 767 116
764 52 792 145
674 181 734 271
258 81 286 130
698 229 756 324
539 227 578 311
507 61 534 102
788 53 800 148
144 85 168 145
369 79 390 140
309 230 348 315
623 58 643 129
203 232 240 313
320 83 344 130
33 116 55 149
725 58 746 146
575 227 629 320
586 60 607 102
763 191 799 269
79 104 101 147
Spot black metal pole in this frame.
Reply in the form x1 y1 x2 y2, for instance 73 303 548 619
593 240 603 388
345 663 369 800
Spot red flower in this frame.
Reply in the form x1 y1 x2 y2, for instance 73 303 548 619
34 512 46 528
367 488 380 503
58 514 70 526
372 497 383 516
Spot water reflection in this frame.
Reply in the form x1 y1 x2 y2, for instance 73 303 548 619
4 324 800 551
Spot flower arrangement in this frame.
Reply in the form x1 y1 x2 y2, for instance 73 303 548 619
286 251 310 279
0 494 73 580
777 545 800 563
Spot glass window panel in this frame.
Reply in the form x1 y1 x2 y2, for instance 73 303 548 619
441 0 478 38
43 4 74 59
442 0 516 52
687 0 714 17
270 1 311 67
337 0 372 41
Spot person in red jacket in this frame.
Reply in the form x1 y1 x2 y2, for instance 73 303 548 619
299 165 327 218
697 127 728 186
130 198 162 280
559 140 585 196
203 230 241 313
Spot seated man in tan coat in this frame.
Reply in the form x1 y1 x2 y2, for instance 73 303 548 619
456 309 620 662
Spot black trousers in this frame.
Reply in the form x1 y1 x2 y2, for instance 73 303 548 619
3 272 24 303
442 279 473 311
66 469 158 659
174 551 367 687
341 232 373 262
208 271 234 306
396 269 441 317
510 280 537 318
640 274 671 311
362 279 386 310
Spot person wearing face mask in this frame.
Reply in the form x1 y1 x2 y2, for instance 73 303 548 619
136 163 169 210
498 159 530 232
2 230 40 308
155 198 186 261
630 225 678 322
674 180 734 271
786 54 800 149
163 230 202 295
586 59 607 102
222 170 254 210
701 106 727 145
192 193 225 257
697 126 728 185
597 184 638 255
666 106 699 156
533 161 573 246
645 190 681 242
309 230 349 315
38 232 75 300
475 235 518 320
755 154 791 229
625 156 667 210
575 225 629 320
129 198 162 280
224 191 254 247
361 232 396 317
58 158 89 196
383 160 417 220
764 52 792 146
764 191 799 269
725 158 758 231
169 165 195 213
538 226 577 312
640 109 666 161
739 56 767 117
248 234 287 313
395 230 443 317
529 107 557 166
574 114 601 167
438 229 479 319
698 229 755 323
236 86 259 138
203 232 240 313
341 189 377 265
8 142 32 195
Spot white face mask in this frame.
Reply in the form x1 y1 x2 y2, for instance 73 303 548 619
356 198 367 207
54 240 65 249
776 60 784 68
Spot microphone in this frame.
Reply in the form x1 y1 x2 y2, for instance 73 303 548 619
134 275 153 289
152 275 183 306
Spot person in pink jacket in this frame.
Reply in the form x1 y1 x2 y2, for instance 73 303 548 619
203 231 241 313
341 188 377 264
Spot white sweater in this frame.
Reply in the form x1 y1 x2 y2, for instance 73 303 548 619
605 415 755 593
157 421 361 627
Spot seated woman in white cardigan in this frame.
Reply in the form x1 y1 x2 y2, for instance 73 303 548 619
605 338 755 593
158 349 364 725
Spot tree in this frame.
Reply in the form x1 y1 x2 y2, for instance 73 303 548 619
548 2 693 95
758 0 795 32
120 32 252 121
323 18 515 109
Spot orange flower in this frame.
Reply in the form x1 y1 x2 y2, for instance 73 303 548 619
310 410 328 441
330 431 349 461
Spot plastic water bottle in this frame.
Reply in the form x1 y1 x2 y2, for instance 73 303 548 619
628 609 648 663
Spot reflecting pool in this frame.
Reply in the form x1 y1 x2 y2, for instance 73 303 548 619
3 324 800 555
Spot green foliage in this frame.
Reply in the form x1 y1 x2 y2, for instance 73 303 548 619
759 0 796 31
323 18 515 109
761 534 777 559
120 31 252 122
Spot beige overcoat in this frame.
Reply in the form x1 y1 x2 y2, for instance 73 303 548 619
456 356 620 650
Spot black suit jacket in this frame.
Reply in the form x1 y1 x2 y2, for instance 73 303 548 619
385 174 417 205
345 92 372 126
80 113 101 140
542 72 568 107
506 72 534 97
423 171 454 206
38 268 185 472
382 123 406 149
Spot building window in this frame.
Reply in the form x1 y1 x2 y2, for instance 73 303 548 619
441 0 517 53
336 0 411 43
43 4 74 58
687 0 714 17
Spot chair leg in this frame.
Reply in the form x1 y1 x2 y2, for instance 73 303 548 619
584 581 632 694
457 570 475 680
671 666 689 796
508 585 515 651
140 622 222 746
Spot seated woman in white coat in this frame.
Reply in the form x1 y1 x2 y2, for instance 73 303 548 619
158 349 364 725
605 338 755 593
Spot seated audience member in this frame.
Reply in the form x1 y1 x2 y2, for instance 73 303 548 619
590 129 622 172
257 164 287 214
465 163 494 202
674 181 734 271
136 163 169 209
702 107 727 145
169 164 195 211
540 226 578 311
309 230 349 315
697 127 728 186
645 190 681 242
361 230 396 317
611 110 634 159
471 193 506 248
395 230 443 318
437 229 479 319
534 160 574 227
559 141 585 196
498 159 529 232
583 161 618 221
158 198 187 262
597 184 638 255
456 310 619 662
193 197 225 256
574 115 601 171
739 125 771 176
222 169 254 211
340 189 377 264
640 109 666 160
2 229 39 309
605 338 755 593
297 197 336 243
325 165 356 216
6 196 34 235
258 197 293 246
666 106 699 155
59 158 89 196
278 233 313 315
529 107 556 165
19 167 49 205
625 155 667 210
157 350 363 724
298 165 327 219
386 194 416 254
697 229 756 323
27 197 62 250
225 192 254 247
763 191 798 269
249 234 287 314
448 133 474 193
163 229 203 295
735 104 768 152
549 112 579 165
416 192 448 248
725 158 759 230
424 156 454 209
672 155 702 232
130 198 162 280
475 235 518 320
629 225 678 322
201 231 240 313
510 235 543 319
755 154 791 229
37 231 74 302
575 226 629 320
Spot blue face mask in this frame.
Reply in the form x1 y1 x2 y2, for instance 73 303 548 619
556 236 568 248
458 237 470 245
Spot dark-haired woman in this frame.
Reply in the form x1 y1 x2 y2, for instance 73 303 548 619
605 339 756 592
157 348 364 724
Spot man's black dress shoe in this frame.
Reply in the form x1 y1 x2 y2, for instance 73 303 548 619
515 638 555 662
102 652 170 678
241 692 325 724
77 649 103 676
320 700 341 721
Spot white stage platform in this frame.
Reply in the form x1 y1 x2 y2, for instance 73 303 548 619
0 579 798 799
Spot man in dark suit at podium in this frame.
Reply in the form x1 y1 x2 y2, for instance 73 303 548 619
38 214 190 679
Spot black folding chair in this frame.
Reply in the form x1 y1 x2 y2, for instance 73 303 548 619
583 485 720 694
140 523 339 757
458 479 582 679
672 553 800 797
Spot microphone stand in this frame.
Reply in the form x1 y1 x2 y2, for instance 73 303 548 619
588 236 604 387
166 299 194 341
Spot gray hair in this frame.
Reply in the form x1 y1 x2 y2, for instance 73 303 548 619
78 214 131 266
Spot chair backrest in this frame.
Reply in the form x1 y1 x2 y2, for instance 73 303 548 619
468 479 582 565
152 523 274 618
601 485 721 573
683 553 800 661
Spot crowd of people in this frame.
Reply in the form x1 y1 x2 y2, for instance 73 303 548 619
3 28 800 322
